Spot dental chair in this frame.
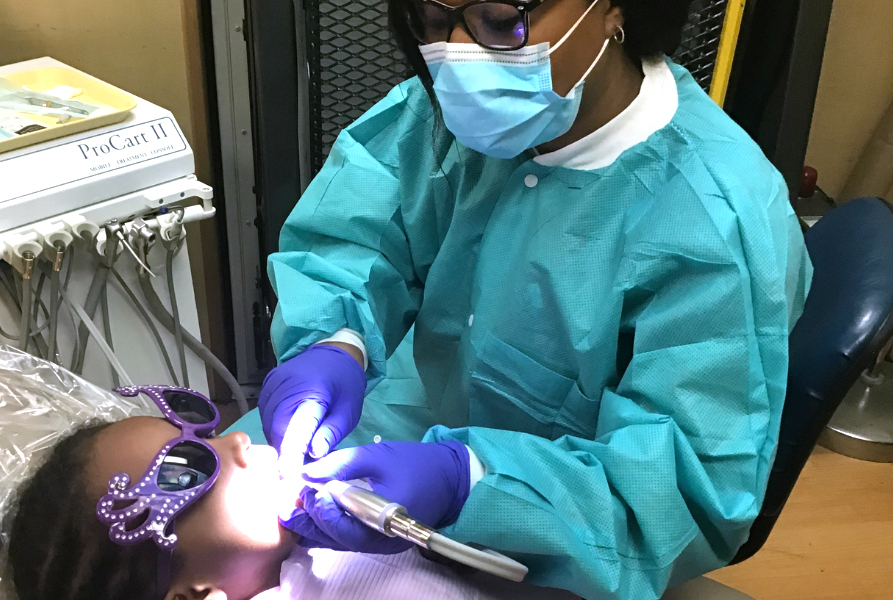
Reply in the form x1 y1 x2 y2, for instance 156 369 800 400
664 196 893 599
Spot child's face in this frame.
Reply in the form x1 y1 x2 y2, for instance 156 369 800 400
87 417 297 599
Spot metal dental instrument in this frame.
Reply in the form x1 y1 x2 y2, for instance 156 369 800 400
111 218 156 277
320 480 529 582
129 217 157 277
22 95 92 115
0 79 97 119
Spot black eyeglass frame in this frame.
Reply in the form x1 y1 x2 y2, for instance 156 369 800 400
405 0 550 51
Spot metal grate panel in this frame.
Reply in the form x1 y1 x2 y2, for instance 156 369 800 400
672 0 730 91
307 0 732 174
305 0 411 174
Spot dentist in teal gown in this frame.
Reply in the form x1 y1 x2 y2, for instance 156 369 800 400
233 0 813 597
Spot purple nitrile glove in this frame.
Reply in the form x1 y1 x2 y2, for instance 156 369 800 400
258 345 366 466
280 440 471 554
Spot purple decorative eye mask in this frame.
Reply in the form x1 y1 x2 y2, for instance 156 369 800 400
95 385 221 600
96 440 218 549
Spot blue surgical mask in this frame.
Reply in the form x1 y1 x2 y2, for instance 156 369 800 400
420 0 610 159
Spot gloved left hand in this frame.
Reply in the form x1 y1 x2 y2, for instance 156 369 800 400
281 440 471 554
258 344 367 464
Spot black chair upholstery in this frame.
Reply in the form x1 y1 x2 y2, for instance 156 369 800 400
732 197 893 564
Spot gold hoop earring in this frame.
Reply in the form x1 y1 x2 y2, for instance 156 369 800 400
613 26 626 44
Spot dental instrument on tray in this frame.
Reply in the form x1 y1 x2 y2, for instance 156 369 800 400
318 480 529 582
0 77 100 120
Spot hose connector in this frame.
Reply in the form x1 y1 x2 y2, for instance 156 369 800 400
159 208 187 252
63 215 100 245
21 251 35 280
388 513 435 547
135 218 157 248
128 217 157 276
0 233 43 277
103 219 124 266
108 218 156 276
53 242 66 272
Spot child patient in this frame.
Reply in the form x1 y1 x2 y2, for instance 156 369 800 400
5 386 571 600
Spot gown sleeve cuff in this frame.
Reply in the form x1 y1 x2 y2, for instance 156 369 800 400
317 328 368 371
466 445 487 491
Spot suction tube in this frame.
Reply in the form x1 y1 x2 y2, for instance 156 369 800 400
35 261 134 387
47 244 74 364
61 285 134 387
427 532 528 582
166 245 189 388
100 286 119 387
18 271 32 352
70 265 111 373
110 268 180 386
72 226 121 373
24 272 52 359
0 265 20 312
137 269 249 415
48 267 61 362
16 250 40 353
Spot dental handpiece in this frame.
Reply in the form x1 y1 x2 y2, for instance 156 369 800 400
321 480 529 582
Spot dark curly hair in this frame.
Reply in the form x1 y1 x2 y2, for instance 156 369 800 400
388 0 694 109
5 422 159 600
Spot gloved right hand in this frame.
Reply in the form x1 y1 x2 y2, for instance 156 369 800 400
258 344 366 465
281 440 471 554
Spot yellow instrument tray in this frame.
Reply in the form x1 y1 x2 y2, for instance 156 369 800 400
0 67 137 154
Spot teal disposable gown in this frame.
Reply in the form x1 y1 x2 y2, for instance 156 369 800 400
257 58 812 599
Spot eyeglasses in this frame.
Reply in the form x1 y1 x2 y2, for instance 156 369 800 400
406 0 548 51
96 386 221 600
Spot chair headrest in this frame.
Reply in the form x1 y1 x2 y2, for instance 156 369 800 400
792 197 893 392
